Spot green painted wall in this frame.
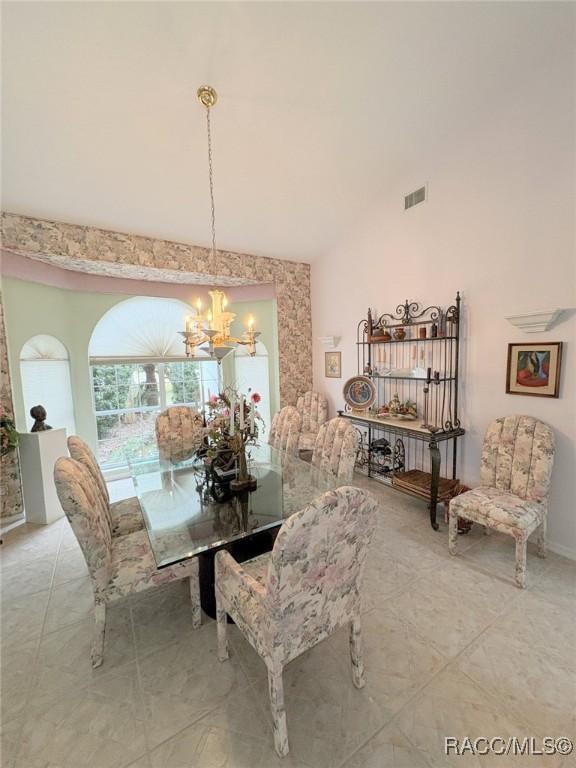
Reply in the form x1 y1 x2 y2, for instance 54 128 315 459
1 277 279 451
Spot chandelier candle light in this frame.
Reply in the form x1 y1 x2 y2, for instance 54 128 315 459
180 86 260 363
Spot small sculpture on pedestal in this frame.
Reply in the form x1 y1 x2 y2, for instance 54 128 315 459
30 405 52 432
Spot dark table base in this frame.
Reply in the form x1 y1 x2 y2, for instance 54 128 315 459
197 528 279 620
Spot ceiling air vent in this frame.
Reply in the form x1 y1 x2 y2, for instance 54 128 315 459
404 185 426 210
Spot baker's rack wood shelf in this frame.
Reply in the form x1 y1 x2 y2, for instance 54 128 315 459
339 292 465 529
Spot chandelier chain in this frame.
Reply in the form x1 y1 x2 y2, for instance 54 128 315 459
206 106 217 266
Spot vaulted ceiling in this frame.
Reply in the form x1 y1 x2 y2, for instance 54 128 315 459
1 1 569 262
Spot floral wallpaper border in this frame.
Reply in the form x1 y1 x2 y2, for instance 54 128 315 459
0 212 312 516
0 293 23 518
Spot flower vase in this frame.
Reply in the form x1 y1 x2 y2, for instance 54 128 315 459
230 436 257 492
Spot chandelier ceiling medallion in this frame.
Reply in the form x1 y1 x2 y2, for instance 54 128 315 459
180 85 260 363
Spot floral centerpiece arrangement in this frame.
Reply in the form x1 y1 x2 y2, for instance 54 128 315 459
204 388 263 491
0 409 19 457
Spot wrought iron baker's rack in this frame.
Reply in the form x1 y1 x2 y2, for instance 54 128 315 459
338 292 465 529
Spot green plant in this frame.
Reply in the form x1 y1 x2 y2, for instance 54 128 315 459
0 411 19 456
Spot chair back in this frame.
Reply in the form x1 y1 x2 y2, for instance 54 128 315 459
480 415 555 503
296 391 328 434
68 434 110 508
268 406 302 455
312 417 358 481
54 457 112 595
155 406 204 462
266 486 377 661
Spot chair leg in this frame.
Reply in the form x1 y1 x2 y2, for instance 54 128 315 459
448 509 459 555
536 519 547 559
349 617 366 689
514 534 528 589
267 663 289 758
91 601 106 668
189 576 202 629
215 590 229 662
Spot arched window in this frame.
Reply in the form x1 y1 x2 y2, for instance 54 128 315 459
20 335 76 435
89 297 220 468
234 341 271 441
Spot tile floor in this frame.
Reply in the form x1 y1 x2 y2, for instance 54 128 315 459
1 475 575 768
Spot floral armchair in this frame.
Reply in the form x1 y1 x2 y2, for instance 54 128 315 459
67 435 144 537
296 390 329 452
155 406 205 462
311 417 359 482
54 457 201 667
215 486 377 757
268 406 302 456
449 415 555 588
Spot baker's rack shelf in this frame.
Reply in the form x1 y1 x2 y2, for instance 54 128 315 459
339 292 465 529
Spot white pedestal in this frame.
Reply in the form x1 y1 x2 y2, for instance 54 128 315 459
19 428 68 525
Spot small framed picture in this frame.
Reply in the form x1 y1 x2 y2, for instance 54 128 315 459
325 351 341 378
506 342 563 398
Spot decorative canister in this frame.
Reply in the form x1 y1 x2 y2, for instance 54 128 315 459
393 327 406 341
419 327 427 339
430 323 438 338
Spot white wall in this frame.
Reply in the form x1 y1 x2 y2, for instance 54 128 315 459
311 15 575 558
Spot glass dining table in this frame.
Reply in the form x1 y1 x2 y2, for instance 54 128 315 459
127 444 340 617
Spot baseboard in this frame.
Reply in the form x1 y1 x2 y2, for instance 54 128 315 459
547 540 576 562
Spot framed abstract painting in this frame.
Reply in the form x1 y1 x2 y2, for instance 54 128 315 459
506 342 563 398
325 351 342 378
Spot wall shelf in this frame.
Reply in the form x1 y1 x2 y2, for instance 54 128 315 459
505 309 565 333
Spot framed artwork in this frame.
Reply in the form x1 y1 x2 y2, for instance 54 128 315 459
325 351 342 378
506 342 563 398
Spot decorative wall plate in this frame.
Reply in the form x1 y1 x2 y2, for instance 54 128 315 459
343 376 376 411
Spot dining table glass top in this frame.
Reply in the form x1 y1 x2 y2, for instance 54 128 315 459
128 444 340 568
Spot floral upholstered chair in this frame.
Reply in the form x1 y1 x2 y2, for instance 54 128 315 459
215 486 377 757
449 415 555 588
54 457 201 667
67 435 144 537
311 417 359 482
155 405 205 462
296 390 328 453
268 406 302 456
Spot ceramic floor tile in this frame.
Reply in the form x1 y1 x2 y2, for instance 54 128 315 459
496 591 576 669
396 666 565 767
385 578 502 659
242 635 395 768
140 682 271 754
43 576 95 633
2 481 574 768
453 534 551 588
342 722 431 768
28 660 141 719
363 555 418 607
137 627 251 737
1 589 50 646
0 716 24 766
16 688 147 768
36 609 135 682
131 583 201 657
326 608 447 715
455 623 576 735
529 556 576 612
1 556 55 599
148 711 315 768
52 547 89 585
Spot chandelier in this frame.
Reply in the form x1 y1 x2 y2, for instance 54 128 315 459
180 85 260 363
